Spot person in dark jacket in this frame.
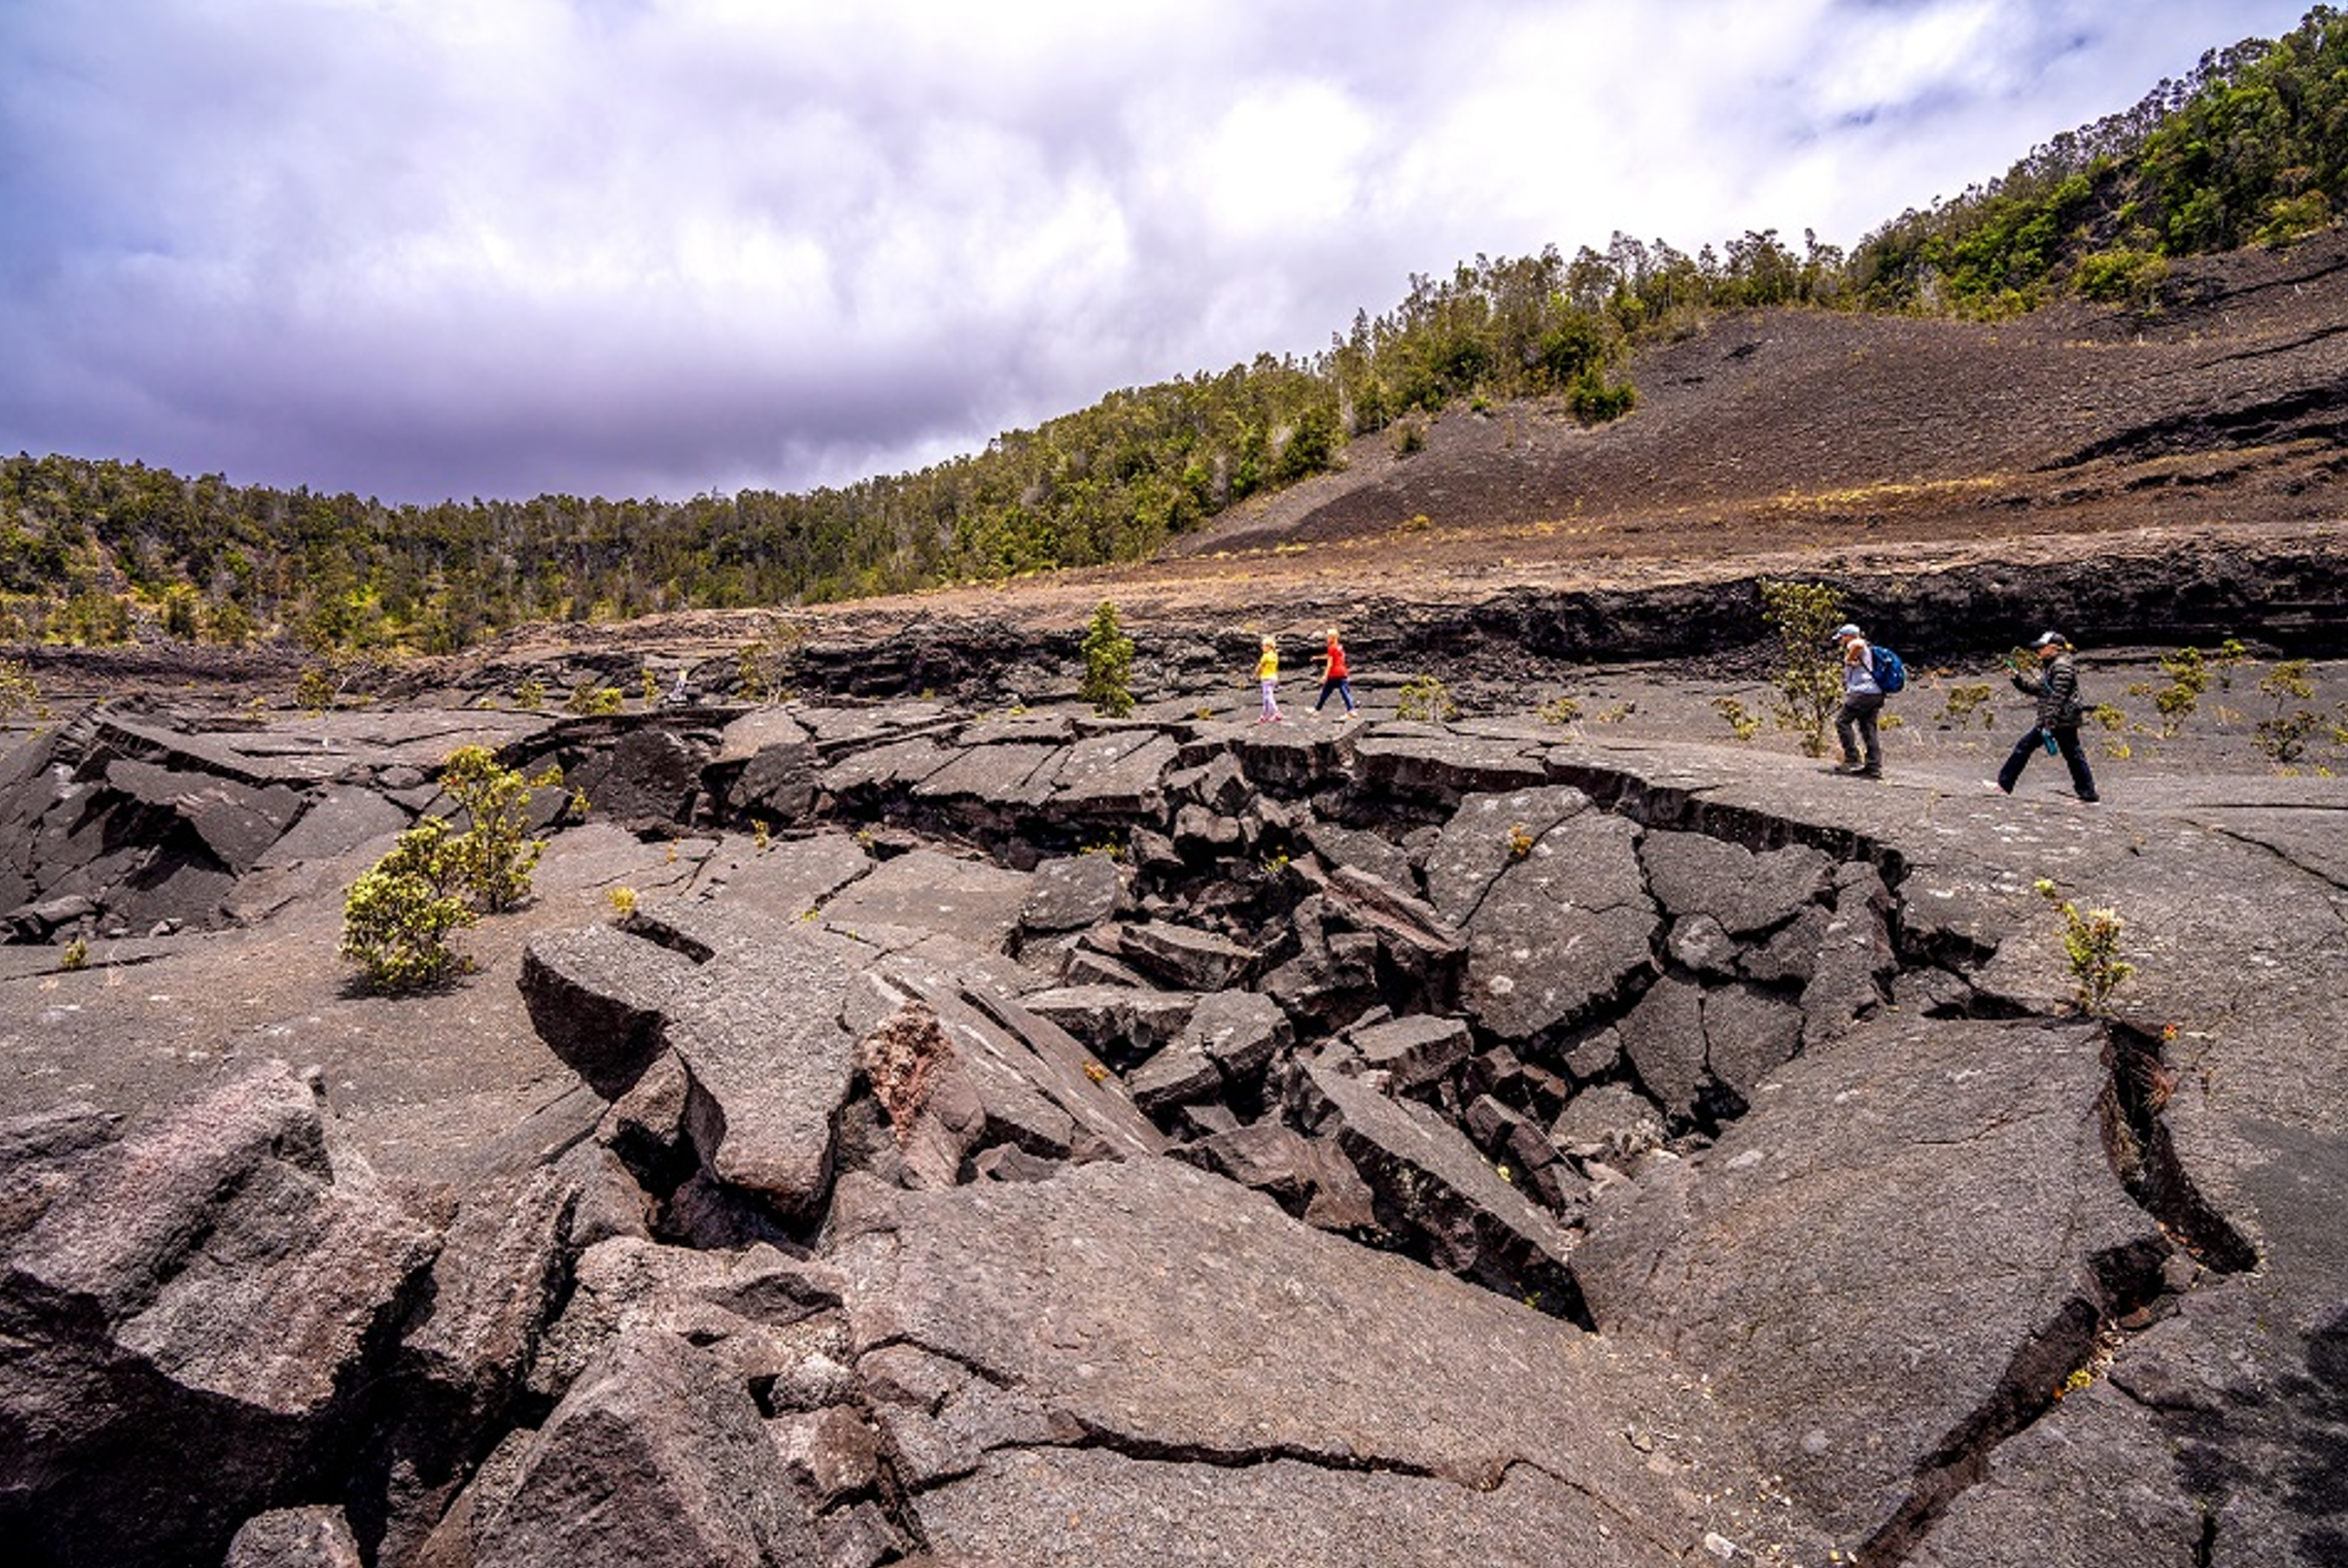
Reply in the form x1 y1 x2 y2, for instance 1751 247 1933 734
1987 630 2098 802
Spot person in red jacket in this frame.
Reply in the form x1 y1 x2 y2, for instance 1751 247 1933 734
1312 628 1357 718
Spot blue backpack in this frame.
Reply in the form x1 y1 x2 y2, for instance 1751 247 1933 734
1873 645 1907 694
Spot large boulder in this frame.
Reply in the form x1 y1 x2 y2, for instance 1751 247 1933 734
1295 1061 1582 1317
847 947 1168 1168
523 905 863 1224
370 1167 581 1568
1017 852 1126 934
1457 807 1658 1042
472 1329 821 1568
0 1063 439 1568
821 848 1032 952
566 726 709 828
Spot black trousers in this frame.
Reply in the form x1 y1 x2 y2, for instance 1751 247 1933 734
1998 724 2097 800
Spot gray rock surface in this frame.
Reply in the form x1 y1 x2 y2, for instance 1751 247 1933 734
827 1157 1791 1565
225 1506 368 1568
474 1328 820 1568
1047 730 1179 817
0 1062 439 1568
1297 1061 1581 1316
821 847 1031 952
1017 852 1125 933
4 675 2345 1565
1117 918 1256 990
1461 807 1657 1041
1577 1016 2169 1552
1344 1011 1470 1092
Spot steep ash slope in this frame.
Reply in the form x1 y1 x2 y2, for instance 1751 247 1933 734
1176 228 2348 560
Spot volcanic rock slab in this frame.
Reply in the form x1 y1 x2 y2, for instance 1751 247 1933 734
826 1156 1808 1566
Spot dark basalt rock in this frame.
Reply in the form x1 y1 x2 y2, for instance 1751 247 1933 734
1576 1016 2170 1552
520 924 694 1100
0 1062 439 1568
6 653 2343 1565
1046 728 1180 819
565 726 709 829
1175 1121 1377 1232
1296 1061 1583 1318
1349 728 1550 803
1458 807 1658 1042
828 1156 1754 1564
729 737 821 824
1344 1012 1471 1093
473 1328 821 1568
1116 918 1257 990
224 1506 366 1568
368 1166 581 1568
1017 851 1125 934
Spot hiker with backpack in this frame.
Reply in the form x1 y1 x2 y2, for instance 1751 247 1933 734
1831 622 1902 779
1986 630 2098 804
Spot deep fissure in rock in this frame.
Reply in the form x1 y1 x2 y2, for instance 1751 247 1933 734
2101 1021 2260 1276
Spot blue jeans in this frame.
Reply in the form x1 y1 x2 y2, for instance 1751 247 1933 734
1314 677 1355 712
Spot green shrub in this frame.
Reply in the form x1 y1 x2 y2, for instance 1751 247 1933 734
439 746 559 912
1712 696 1762 741
1079 599 1135 717
736 621 807 705
2253 659 2323 764
160 585 201 641
566 683 624 715
339 748 559 990
1758 579 1845 757
0 659 43 719
2072 247 2168 307
2253 190 2332 248
295 665 337 714
1396 674 1459 722
1939 682 1994 729
2033 879 2134 1018
515 676 547 709
341 818 477 992
205 599 257 647
1569 369 1637 424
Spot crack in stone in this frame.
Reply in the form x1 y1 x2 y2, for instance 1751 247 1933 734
2197 821 2348 898
2099 1021 2260 1276
1866 1014 2260 1565
1858 1242 2164 1568
1051 1411 1450 1484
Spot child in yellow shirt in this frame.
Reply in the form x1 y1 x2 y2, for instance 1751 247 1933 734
1255 636 1283 723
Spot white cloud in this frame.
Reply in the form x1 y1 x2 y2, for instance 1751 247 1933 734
0 0 2319 504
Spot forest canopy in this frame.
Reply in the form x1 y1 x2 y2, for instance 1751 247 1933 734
4 5 2340 657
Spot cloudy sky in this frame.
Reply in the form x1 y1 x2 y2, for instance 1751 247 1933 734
0 0 2313 506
